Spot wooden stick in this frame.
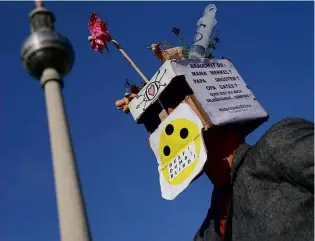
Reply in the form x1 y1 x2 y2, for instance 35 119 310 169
185 95 212 129
111 39 149 83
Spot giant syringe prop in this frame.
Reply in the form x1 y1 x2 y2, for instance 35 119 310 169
189 4 217 59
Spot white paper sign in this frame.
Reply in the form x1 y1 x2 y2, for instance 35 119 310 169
129 62 177 122
149 103 207 200
171 59 268 125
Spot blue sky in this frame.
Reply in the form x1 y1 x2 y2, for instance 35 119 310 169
1 2 314 241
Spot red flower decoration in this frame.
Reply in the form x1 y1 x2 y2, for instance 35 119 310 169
88 12 112 54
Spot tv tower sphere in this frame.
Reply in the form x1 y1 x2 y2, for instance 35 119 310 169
21 6 75 80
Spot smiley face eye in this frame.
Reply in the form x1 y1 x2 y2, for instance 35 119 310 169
165 124 174 135
163 145 171 156
180 128 189 139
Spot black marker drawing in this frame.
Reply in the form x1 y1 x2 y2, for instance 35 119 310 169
193 33 203 44
193 23 207 44
135 69 167 111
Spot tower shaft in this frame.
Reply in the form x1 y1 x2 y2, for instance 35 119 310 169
41 68 92 241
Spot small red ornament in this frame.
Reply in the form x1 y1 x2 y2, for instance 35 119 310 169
130 85 140 95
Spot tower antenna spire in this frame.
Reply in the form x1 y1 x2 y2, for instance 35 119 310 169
34 0 43 8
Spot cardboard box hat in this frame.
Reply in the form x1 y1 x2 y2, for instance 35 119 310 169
129 59 268 199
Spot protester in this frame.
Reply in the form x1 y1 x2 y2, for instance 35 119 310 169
194 118 314 241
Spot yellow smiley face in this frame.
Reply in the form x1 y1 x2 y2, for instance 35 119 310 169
158 118 201 185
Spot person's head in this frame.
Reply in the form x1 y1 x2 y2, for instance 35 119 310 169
202 125 244 187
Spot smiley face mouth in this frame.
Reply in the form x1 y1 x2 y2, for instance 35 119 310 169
167 141 197 181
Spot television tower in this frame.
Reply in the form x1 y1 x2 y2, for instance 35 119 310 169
21 1 92 241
